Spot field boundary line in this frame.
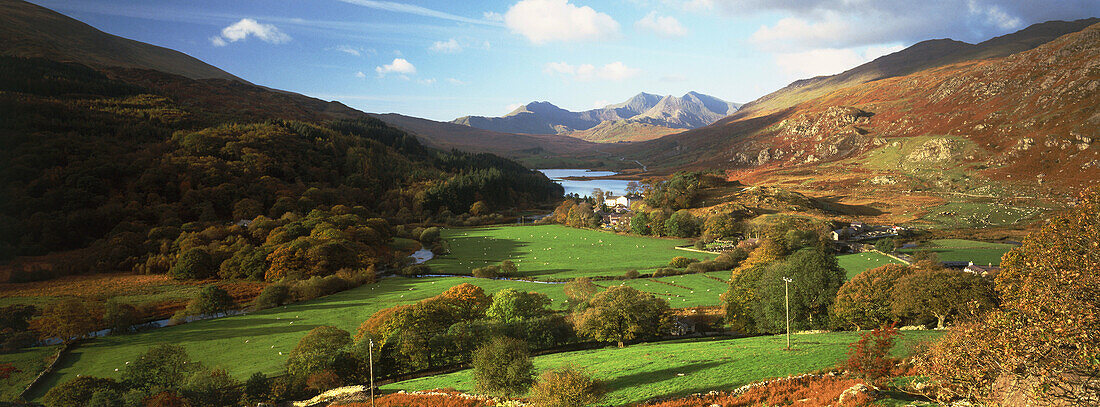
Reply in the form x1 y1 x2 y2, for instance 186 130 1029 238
877 250 912 265
673 246 716 254
18 342 72 400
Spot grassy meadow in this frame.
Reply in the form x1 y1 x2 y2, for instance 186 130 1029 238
384 331 942 405
837 251 907 280
428 225 716 280
0 345 60 401
900 238 1017 266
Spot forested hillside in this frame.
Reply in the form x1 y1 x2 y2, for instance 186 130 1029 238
0 56 563 280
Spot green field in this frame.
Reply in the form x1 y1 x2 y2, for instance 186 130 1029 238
384 331 942 405
26 270 733 400
0 345 60 401
429 225 716 280
900 239 1017 266
609 272 730 308
837 251 907 279
920 202 1042 229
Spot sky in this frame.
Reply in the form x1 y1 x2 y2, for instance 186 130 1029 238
27 0 1100 121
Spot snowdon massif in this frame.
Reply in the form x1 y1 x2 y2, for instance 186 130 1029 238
453 91 741 143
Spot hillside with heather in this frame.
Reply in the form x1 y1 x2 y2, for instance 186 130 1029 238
614 21 1100 225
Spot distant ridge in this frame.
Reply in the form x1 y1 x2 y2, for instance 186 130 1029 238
0 0 243 82
452 91 740 142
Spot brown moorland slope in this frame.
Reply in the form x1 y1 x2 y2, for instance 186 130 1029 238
731 18 1099 120
619 21 1100 196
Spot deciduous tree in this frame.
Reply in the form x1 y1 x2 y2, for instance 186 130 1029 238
486 289 551 323
472 336 534 397
29 298 100 344
574 286 669 347
834 264 913 330
891 269 994 329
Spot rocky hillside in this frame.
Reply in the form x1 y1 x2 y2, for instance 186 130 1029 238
616 21 1100 200
453 91 740 142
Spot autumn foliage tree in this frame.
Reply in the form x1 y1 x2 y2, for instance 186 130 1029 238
29 298 100 344
891 268 994 329
834 264 913 330
918 186 1100 404
574 285 669 347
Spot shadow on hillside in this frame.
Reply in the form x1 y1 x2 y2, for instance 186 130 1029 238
814 195 884 216
605 360 725 390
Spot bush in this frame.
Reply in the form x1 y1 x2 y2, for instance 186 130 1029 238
472 337 534 397
621 269 640 279
122 344 200 390
243 372 270 405
306 370 342 391
528 367 605 407
845 324 899 381
419 227 441 244
169 247 214 280
669 256 699 268
181 368 242 406
292 275 352 301
104 300 141 334
472 265 499 278
399 264 432 277
43 376 121 407
252 283 291 310
874 238 896 253
286 326 352 379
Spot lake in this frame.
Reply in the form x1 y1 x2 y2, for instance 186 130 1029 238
538 169 636 197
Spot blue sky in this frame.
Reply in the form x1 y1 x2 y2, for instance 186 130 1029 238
28 0 1100 121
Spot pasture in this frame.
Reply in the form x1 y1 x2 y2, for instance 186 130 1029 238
384 330 942 405
900 239 1017 266
25 270 731 401
0 345 59 401
428 225 716 280
837 251 906 280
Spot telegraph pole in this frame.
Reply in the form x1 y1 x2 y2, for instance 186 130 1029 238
782 277 793 350
369 338 375 407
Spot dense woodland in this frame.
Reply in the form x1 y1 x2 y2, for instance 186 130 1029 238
0 56 563 281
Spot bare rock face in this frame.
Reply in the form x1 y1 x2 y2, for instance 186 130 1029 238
907 138 962 162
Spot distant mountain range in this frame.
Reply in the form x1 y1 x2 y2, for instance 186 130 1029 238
452 92 741 142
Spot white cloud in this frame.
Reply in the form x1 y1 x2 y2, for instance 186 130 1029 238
749 15 850 52
773 44 905 79
725 1 1085 51
503 0 620 44
211 18 291 46
336 0 501 26
332 45 374 56
355 71 367 79
506 103 524 112
418 78 437 85
376 58 417 76
429 38 463 53
446 78 467 85
483 11 504 21
635 11 687 37
544 61 639 81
